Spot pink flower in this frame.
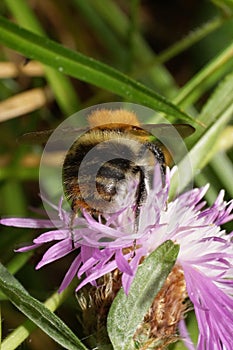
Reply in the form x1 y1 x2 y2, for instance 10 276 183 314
1 164 233 350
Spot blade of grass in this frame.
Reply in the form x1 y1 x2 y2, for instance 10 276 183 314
210 152 233 197
173 40 233 109
0 87 53 122
169 71 233 195
193 126 233 200
1 180 27 216
186 72 233 146
0 303 2 346
6 252 34 276
75 0 178 97
90 1 233 116
126 0 140 73
214 125 233 152
170 100 233 196
0 265 87 350
71 1 128 69
0 253 33 301
4 0 80 115
0 15 197 125
135 15 230 77
0 166 39 180
212 0 233 14
88 0 233 108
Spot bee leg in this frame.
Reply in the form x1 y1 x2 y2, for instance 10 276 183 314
132 239 138 257
132 166 147 254
69 211 76 249
144 142 166 186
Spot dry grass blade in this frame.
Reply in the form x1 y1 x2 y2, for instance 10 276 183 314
0 87 53 122
0 60 44 78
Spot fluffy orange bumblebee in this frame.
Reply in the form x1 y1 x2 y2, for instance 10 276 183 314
21 108 194 223
62 109 194 220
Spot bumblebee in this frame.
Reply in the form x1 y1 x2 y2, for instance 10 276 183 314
21 108 194 223
62 109 194 220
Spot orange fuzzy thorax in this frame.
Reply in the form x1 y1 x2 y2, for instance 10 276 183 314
88 109 141 128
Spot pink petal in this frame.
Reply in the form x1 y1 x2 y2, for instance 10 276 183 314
183 265 233 349
178 319 196 350
0 217 57 228
76 258 119 292
36 238 73 269
115 249 133 275
59 254 82 292
33 229 70 243
15 243 42 252
122 248 144 294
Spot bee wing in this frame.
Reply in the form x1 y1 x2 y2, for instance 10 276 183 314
141 123 195 139
18 126 89 145
18 129 55 144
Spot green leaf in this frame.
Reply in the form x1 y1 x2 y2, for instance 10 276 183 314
170 72 233 196
187 72 233 146
0 263 87 350
0 15 196 125
72 0 127 69
173 40 233 109
214 126 233 152
107 240 179 350
212 0 233 15
171 108 233 196
76 0 178 96
210 153 233 197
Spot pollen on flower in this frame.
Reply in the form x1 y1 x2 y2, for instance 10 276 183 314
134 265 189 349
76 270 122 347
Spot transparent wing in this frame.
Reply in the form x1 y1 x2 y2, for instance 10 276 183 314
18 126 88 145
141 123 195 139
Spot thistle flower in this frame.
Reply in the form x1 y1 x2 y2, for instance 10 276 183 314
1 164 233 350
